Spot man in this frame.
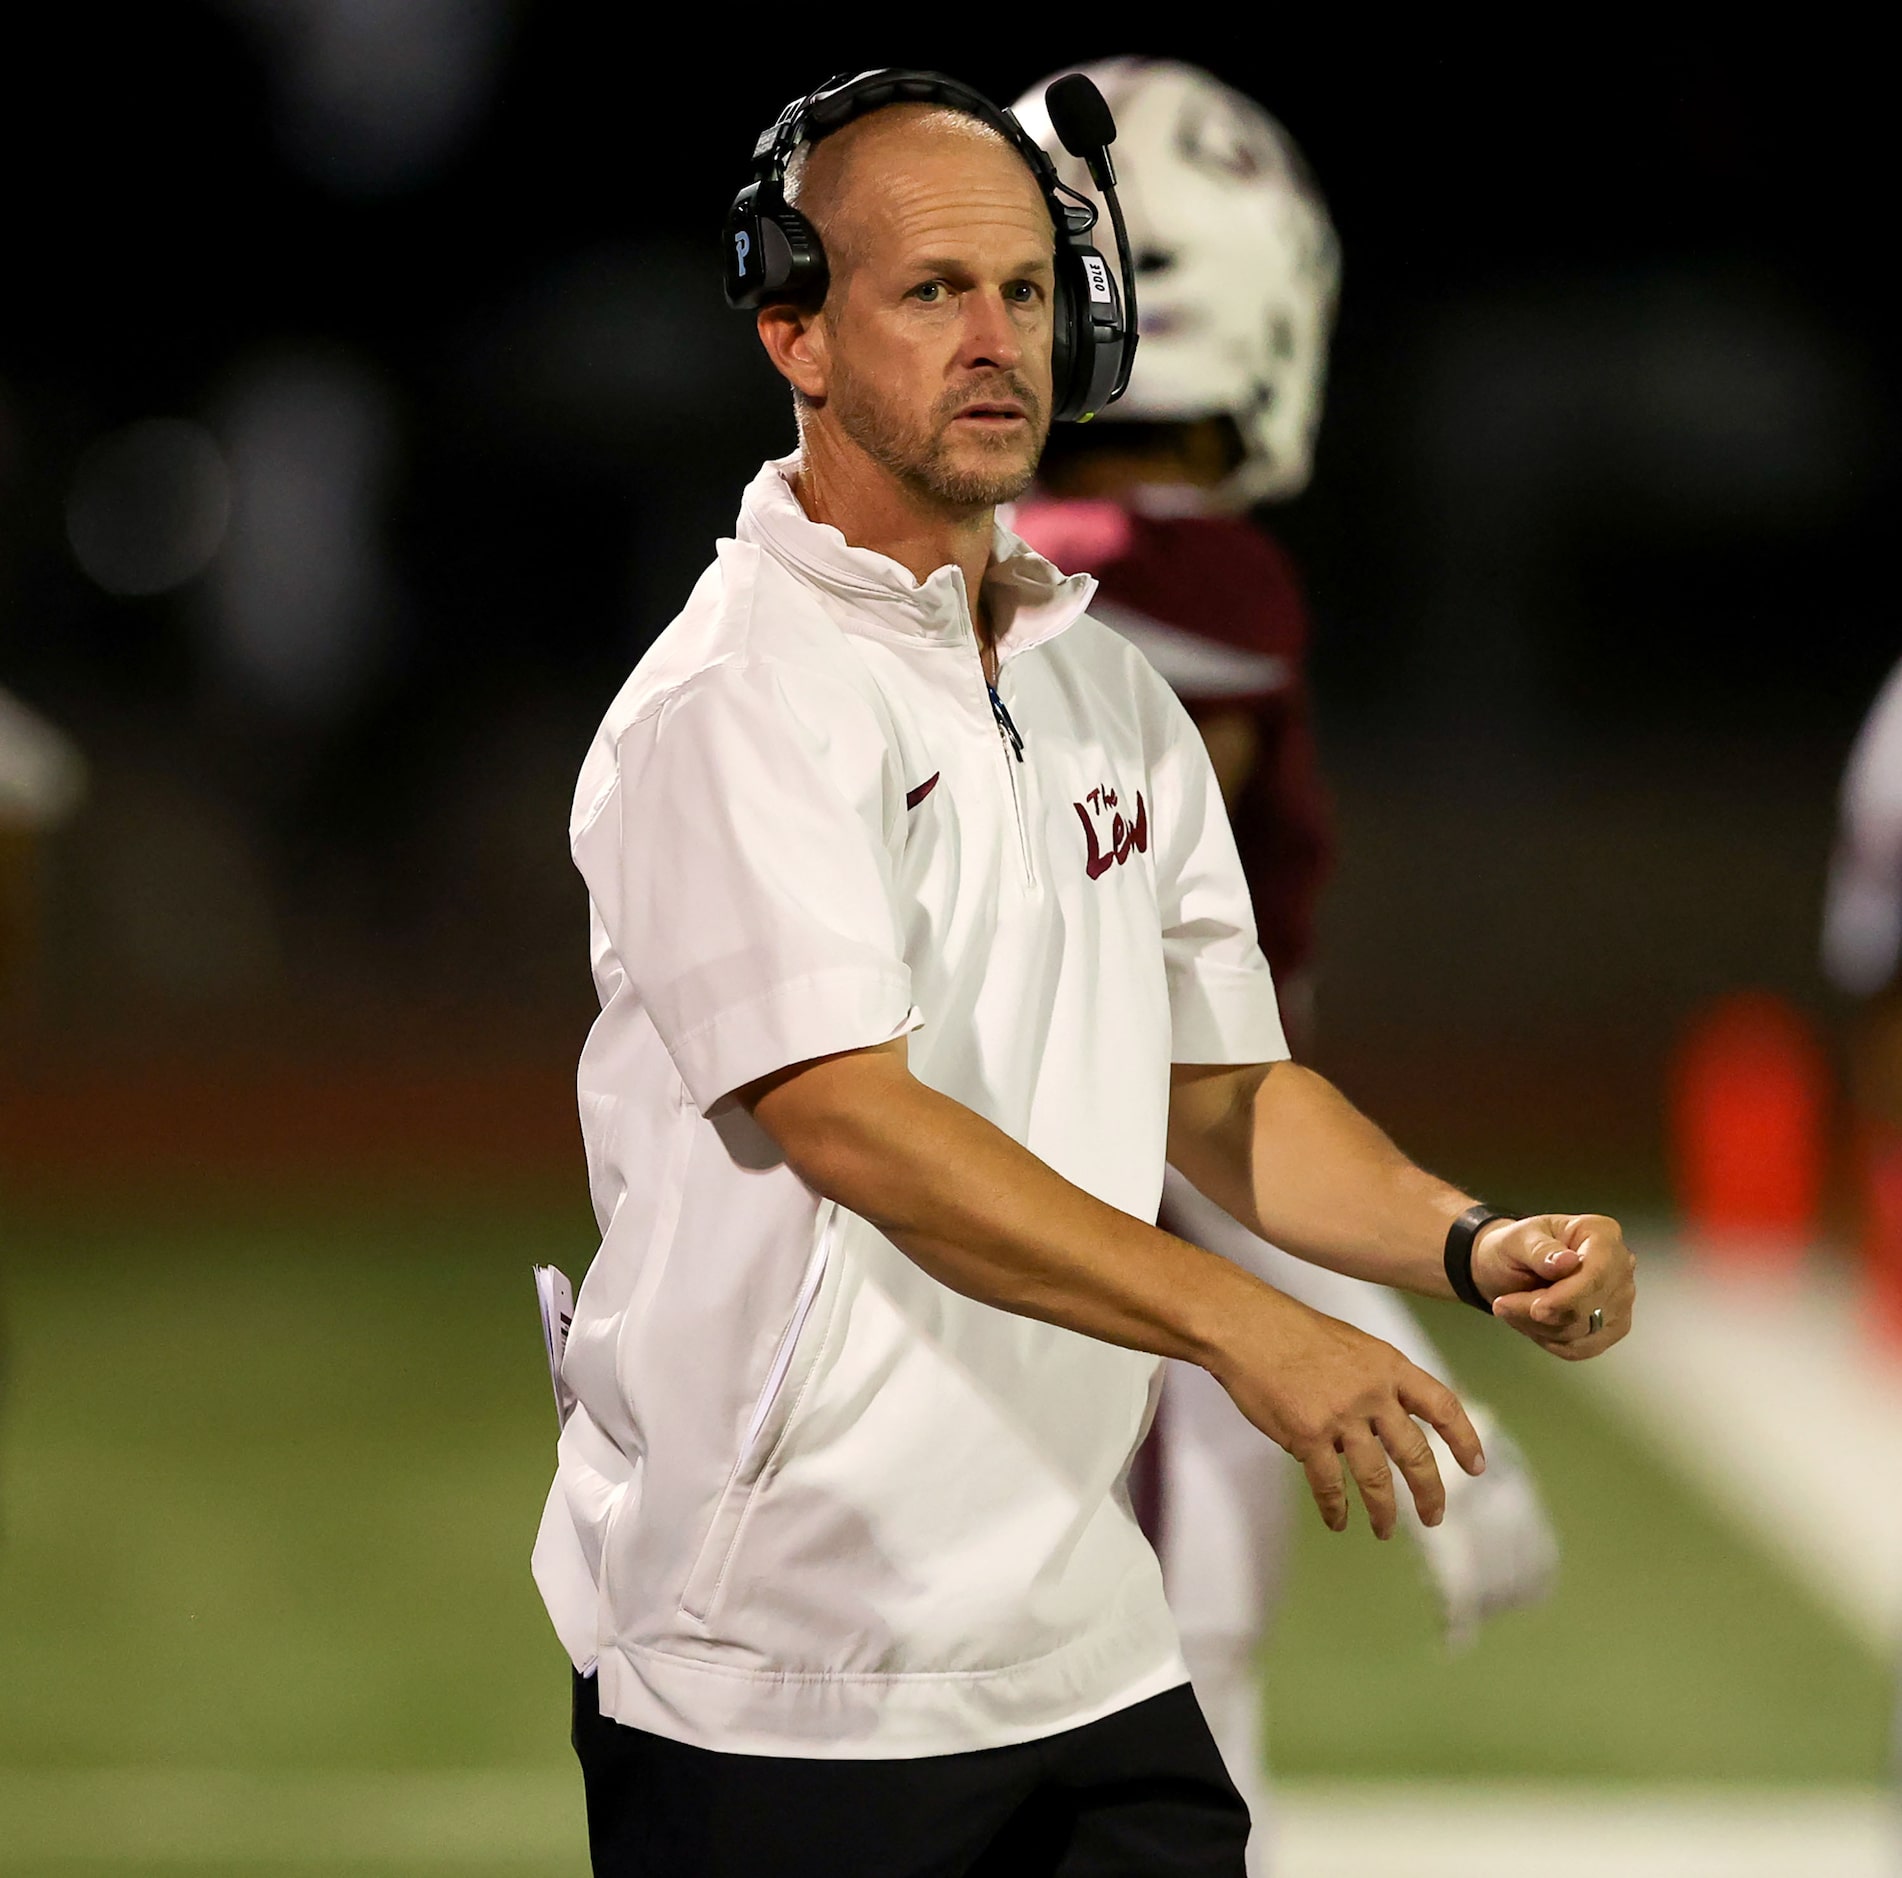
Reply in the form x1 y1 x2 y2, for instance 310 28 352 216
1 682 84 1527
1823 656 1902 1337
1819 655 1902 1810
0 685 83 1001
1011 62 1558 1866
540 72 1635 1877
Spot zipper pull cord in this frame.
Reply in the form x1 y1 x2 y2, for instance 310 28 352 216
988 683 1025 762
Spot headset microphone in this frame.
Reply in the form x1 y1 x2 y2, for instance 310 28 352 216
722 69 1138 424
1045 73 1119 186
1042 73 1139 408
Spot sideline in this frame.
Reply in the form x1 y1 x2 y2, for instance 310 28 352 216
1275 1783 1896 1878
1575 1247 1902 1654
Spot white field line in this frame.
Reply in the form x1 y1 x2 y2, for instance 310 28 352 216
0 1772 1892 1873
1274 1783 1899 1878
1573 1248 1902 1654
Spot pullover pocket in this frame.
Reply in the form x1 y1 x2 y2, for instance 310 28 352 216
678 1206 838 1623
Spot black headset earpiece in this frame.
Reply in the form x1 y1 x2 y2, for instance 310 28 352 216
722 69 1137 425
723 176 825 310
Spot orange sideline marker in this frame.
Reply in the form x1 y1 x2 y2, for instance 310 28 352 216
1669 992 1826 1271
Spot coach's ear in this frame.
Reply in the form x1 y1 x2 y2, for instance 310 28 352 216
756 301 829 404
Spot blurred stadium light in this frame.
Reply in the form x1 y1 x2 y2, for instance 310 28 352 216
65 418 231 598
205 350 397 717
224 0 514 194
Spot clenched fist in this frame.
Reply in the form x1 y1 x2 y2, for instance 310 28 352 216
1471 1213 1637 1359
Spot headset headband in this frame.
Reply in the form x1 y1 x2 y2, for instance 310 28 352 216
755 70 1051 190
722 67 1137 424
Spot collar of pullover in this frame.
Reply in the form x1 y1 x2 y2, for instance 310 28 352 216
736 454 1097 664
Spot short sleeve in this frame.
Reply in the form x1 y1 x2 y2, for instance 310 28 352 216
574 658 919 1112
1144 674 1290 1066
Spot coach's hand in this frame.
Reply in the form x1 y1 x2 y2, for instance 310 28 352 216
1211 1294 1485 1540
1472 1213 1637 1360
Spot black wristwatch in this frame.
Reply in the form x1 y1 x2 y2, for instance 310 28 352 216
1444 1204 1514 1314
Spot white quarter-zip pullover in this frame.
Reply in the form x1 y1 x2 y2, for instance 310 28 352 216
535 455 1288 1758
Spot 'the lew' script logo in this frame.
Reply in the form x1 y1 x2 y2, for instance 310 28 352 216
1073 782 1149 880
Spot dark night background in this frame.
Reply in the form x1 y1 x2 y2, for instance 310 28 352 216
0 12 1894 1200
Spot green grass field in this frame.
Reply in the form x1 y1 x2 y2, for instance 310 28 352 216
1264 1294 1891 1783
0 1189 1890 1867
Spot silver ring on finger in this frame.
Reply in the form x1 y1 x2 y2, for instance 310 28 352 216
1588 1307 1605 1336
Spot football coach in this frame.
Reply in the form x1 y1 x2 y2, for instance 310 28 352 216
537 68 1637 1876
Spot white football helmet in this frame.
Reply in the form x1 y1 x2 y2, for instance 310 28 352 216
1014 59 1340 506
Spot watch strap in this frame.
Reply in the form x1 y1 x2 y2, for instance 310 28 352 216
1444 1204 1513 1314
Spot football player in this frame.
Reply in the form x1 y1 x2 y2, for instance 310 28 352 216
1819 656 1902 1811
1012 61 1560 1868
0 685 82 1012
1822 657 1902 1337
0 682 83 1526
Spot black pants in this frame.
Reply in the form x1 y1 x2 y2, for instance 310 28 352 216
572 1673 1250 1877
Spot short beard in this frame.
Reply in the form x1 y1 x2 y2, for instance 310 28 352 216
826 360 1047 511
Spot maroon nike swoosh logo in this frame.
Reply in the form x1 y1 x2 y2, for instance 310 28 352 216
905 772 940 810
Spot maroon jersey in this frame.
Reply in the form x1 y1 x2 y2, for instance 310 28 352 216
1012 497 1333 981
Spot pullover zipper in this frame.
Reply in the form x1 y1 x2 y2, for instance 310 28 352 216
986 673 1034 884
987 684 1025 761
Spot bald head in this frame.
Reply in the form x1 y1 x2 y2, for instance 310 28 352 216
756 97 1058 516
787 105 1042 305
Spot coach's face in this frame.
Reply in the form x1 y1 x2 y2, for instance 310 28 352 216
768 109 1056 509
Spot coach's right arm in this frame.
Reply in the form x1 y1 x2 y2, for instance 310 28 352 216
742 1037 1489 1542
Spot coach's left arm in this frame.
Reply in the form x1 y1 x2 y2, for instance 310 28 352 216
1166 1060 1636 1360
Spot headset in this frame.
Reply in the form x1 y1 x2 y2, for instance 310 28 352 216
722 68 1138 424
